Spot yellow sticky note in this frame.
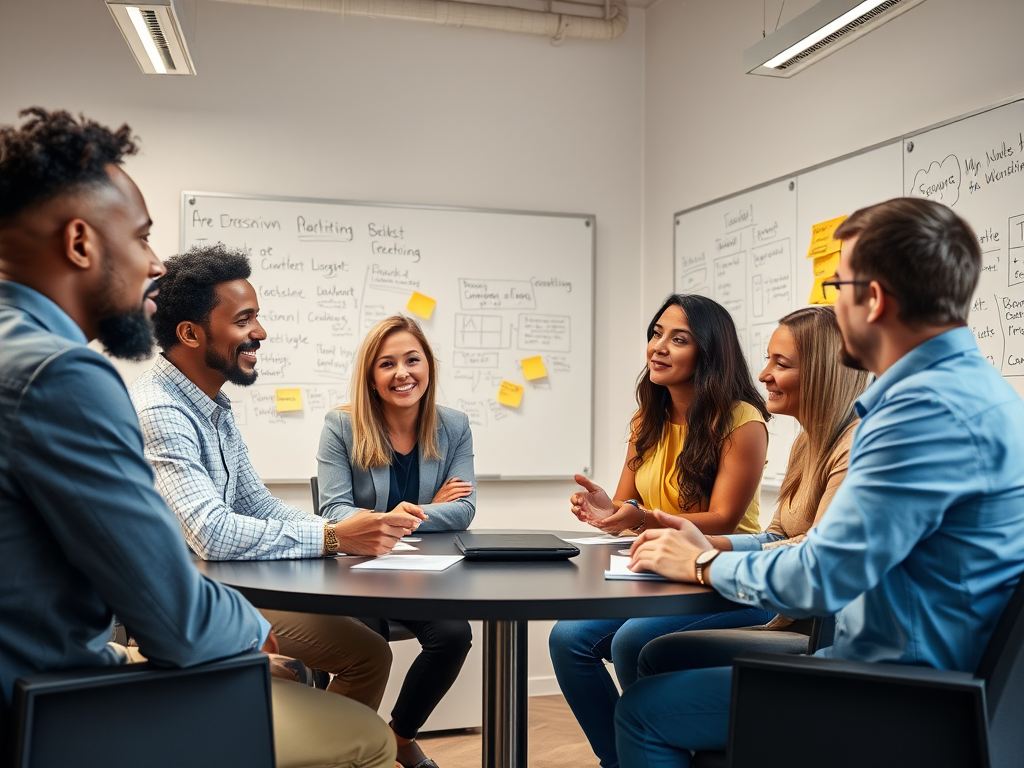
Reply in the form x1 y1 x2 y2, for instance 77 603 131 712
497 381 524 408
520 356 548 381
275 388 303 412
809 276 837 306
806 215 847 259
407 291 436 320
813 252 841 280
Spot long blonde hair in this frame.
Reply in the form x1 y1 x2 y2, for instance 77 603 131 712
345 315 440 469
776 307 868 511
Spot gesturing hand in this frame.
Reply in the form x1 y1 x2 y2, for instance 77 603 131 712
570 473 616 524
333 507 425 556
627 511 714 582
432 477 474 504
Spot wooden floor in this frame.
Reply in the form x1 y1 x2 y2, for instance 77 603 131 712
416 694 597 768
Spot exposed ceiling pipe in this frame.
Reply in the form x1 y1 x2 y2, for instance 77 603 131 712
207 0 629 43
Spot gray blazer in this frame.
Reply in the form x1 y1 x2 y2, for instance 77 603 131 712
316 405 476 532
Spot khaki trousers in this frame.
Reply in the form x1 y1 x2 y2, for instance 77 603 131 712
271 678 396 768
260 609 392 710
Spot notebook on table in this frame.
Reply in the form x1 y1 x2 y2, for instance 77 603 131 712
454 532 581 561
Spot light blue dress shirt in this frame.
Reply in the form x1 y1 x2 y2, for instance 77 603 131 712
0 281 269 715
131 355 325 560
712 327 1024 671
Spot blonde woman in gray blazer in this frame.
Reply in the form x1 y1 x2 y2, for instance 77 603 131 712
317 315 475 768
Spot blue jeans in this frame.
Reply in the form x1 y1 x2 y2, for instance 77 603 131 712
615 666 734 768
548 608 772 768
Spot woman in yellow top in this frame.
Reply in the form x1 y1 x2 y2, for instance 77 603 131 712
549 293 772 768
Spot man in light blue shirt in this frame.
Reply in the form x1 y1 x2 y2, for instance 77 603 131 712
616 197 1024 766
0 107 394 767
130 245 425 711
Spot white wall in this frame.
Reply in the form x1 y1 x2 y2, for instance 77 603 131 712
0 0 644 696
642 0 1024 315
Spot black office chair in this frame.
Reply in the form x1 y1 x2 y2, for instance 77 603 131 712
694 575 1024 768
7 652 274 768
310 476 416 647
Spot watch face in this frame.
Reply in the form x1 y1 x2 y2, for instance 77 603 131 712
696 549 718 565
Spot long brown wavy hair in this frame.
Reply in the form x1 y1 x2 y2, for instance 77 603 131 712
775 307 868 511
629 294 769 510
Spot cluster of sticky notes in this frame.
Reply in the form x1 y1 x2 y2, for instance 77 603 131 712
496 356 549 409
406 291 436 320
275 388 303 413
400 289 546 410
807 215 847 305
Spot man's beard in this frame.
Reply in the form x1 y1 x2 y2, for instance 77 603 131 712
94 247 157 362
97 307 156 361
205 338 259 387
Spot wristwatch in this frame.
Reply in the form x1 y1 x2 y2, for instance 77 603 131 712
323 523 341 555
694 548 721 586
623 499 647 532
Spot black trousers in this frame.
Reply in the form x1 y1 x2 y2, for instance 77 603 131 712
362 617 473 739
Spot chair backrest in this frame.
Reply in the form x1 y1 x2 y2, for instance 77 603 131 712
10 653 274 768
973 571 1024 768
310 475 321 515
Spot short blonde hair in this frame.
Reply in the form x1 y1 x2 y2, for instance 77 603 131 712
345 315 440 469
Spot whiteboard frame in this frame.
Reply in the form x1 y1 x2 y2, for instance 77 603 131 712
180 191 597 483
673 90 1024 239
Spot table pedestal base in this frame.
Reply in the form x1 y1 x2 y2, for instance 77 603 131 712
482 619 529 768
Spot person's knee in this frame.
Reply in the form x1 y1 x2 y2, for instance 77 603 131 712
614 677 653 733
421 620 472 658
366 631 393 673
548 619 589 661
353 710 397 768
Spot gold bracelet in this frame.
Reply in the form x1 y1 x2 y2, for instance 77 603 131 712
323 523 340 554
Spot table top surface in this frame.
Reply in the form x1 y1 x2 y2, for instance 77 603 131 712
196 530 738 621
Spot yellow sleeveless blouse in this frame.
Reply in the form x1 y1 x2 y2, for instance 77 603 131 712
632 401 765 534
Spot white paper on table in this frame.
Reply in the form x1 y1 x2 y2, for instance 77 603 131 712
351 555 463 572
563 534 638 545
391 541 419 551
603 554 671 581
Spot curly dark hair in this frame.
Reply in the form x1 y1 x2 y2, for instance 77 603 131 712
629 294 769 510
153 244 252 351
0 107 138 223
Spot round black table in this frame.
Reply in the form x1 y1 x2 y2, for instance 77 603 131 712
196 530 738 768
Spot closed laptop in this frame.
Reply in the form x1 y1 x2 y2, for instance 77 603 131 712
454 532 580 561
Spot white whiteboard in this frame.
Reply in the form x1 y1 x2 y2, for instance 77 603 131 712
181 193 594 482
675 97 1024 485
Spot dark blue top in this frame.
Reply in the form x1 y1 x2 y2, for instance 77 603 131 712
387 444 421 510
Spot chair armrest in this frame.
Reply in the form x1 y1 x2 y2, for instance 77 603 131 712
726 653 990 768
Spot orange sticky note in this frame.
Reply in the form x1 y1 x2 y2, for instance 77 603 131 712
809 276 837 306
520 356 548 381
813 252 841 280
275 388 303 412
497 381 524 408
807 216 847 259
407 291 436 320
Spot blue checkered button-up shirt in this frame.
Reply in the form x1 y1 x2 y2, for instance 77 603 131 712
130 355 324 560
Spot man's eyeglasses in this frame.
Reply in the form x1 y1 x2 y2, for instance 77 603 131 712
820 277 874 302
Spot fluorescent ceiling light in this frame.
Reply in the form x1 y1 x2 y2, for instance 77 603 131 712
126 6 167 74
107 0 196 76
744 0 929 78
